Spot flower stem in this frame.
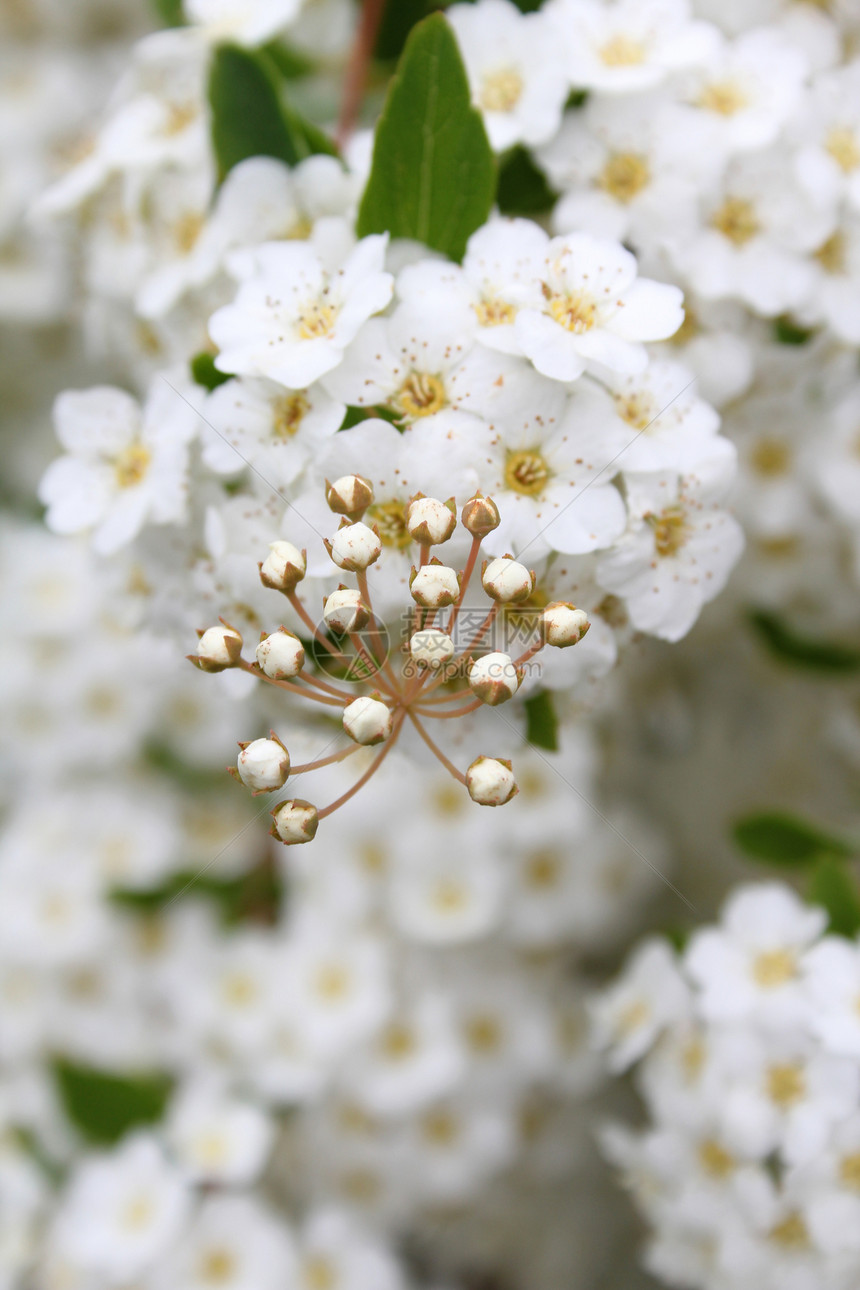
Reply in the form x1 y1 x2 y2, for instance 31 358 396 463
336 0 387 149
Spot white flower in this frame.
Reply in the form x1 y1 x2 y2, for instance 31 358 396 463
184 0 307 47
167 1082 274 1184
39 378 198 555
684 883 826 1029
281 922 391 1059
794 62 860 214
201 376 345 489
591 939 690 1072
209 227 393 388
597 441 744 642
813 386 860 527
52 1136 190 1281
447 0 569 151
148 1194 297 1290
514 232 684 381
803 937 860 1058
547 0 720 95
295 1209 404 1290
796 215 860 345
339 995 464 1117
388 828 506 941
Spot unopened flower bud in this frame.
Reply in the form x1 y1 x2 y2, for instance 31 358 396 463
468 652 520 705
323 588 369 633
410 561 460 609
193 624 242 672
407 495 457 545
326 474 374 518
256 629 305 679
542 602 590 648
462 492 500 538
466 756 518 806
343 696 393 746
271 799 319 845
409 628 455 670
325 521 382 572
482 556 534 604
260 541 306 592
236 734 290 794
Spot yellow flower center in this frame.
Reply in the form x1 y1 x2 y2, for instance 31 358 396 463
698 1138 735 1179
163 101 197 136
598 152 651 203
421 1109 459 1145
711 197 760 246
840 1152 860 1190
114 442 151 489
380 1022 416 1060
283 215 313 241
199 1249 237 1284
825 126 860 174
297 301 338 340
697 79 749 117
647 506 688 558
221 972 259 1007
465 1014 503 1053
599 34 646 67
615 998 650 1037
304 1257 337 1290
752 948 796 987
682 1035 706 1083
314 963 350 1000
766 1062 806 1107
547 291 597 333
750 438 792 477
479 67 524 113
272 392 310 438
504 448 552 496
432 878 468 912
614 391 654 430
474 296 517 327
122 1194 155 1231
815 231 847 275
173 211 204 254
394 371 447 419
366 500 411 549
524 849 561 888
769 1212 810 1250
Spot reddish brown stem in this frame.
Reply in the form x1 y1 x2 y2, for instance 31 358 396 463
318 713 404 818
290 744 362 775
240 660 345 708
407 711 467 785
336 0 387 149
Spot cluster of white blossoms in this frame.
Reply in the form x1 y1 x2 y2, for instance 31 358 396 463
4 0 860 1287
594 883 860 1290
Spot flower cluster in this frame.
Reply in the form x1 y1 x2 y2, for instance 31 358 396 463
594 883 860 1290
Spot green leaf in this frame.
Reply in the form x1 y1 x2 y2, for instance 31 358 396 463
809 858 860 938
773 316 815 346
524 690 559 752
750 610 860 675
208 45 338 183
53 1060 172 1146
357 14 496 262
375 0 442 59
151 0 185 26
733 812 853 867
259 39 315 80
496 146 558 217
190 351 231 391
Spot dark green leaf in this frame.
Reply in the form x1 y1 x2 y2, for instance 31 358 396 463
259 39 315 80
357 14 496 262
53 1060 172 1146
190 351 231 391
375 0 443 59
524 690 559 752
750 610 860 674
809 858 860 937
151 0 185 26
565 88 589 109
496 146 558 217
733 812 853 867
773 316 815 346
338 404 401 430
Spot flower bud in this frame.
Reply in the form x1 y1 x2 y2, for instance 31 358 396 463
256 628 305 679
407 495 457 545
325 521 382 572
271 799 319 845
541 602 590 648
462 492 500 538
466 756 518 806
410 561 460 609
482 556 534 604
193 624 242 672
326 474 374 518
343 696 393 746
260 541 306 592
236 734 290 794
409 628 455 670
323 588 370 634
468 652 520 705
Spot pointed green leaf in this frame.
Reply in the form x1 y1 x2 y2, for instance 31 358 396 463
750 610 860 675
53 1060 172 1146
357 14 496 262
809 858 860 938
496 146 558 217
733 812 854 867
524 690 559 752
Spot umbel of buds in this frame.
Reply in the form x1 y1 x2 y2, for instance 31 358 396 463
192 481 592 842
